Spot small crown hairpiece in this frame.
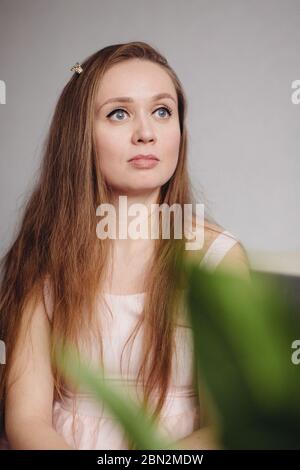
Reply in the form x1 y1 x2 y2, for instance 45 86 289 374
70 62 83 74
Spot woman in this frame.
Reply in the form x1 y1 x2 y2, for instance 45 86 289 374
0 41 250 450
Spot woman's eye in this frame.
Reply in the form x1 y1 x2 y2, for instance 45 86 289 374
107 109 128 121
107 106 172 121
155 106 172 118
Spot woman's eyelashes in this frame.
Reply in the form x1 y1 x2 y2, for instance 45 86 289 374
106 105 173 121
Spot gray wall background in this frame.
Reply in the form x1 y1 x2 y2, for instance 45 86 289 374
0 0 299 272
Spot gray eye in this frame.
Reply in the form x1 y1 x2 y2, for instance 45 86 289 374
155 107 170 118
108 109 127 121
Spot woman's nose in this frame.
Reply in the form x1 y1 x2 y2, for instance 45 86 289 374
132 117 156 143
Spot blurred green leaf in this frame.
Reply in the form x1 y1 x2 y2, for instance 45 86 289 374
184 260 300 449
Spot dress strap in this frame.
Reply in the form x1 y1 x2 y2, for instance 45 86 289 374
199 230 239 271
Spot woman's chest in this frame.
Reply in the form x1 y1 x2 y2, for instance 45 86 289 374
102 248 152 294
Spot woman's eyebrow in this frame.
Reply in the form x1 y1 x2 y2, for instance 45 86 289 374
98 93 177 111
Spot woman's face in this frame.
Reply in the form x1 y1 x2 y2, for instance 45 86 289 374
94 59 181 197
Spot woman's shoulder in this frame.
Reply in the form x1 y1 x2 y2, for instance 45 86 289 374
189 216 231 252
203 220 239 253
189 216 250 276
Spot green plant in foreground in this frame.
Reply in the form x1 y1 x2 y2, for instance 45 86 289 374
186 263 300 449
53 257 300 450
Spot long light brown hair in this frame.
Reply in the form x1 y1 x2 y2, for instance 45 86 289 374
0 41 226 449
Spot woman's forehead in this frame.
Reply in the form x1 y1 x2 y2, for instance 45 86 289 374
96 60 177 104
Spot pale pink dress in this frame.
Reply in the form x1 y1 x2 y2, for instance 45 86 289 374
0 230 239 450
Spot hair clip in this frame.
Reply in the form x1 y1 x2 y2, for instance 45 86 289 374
70 62 83 74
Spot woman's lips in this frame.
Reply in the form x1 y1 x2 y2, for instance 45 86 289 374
128 158 159 169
